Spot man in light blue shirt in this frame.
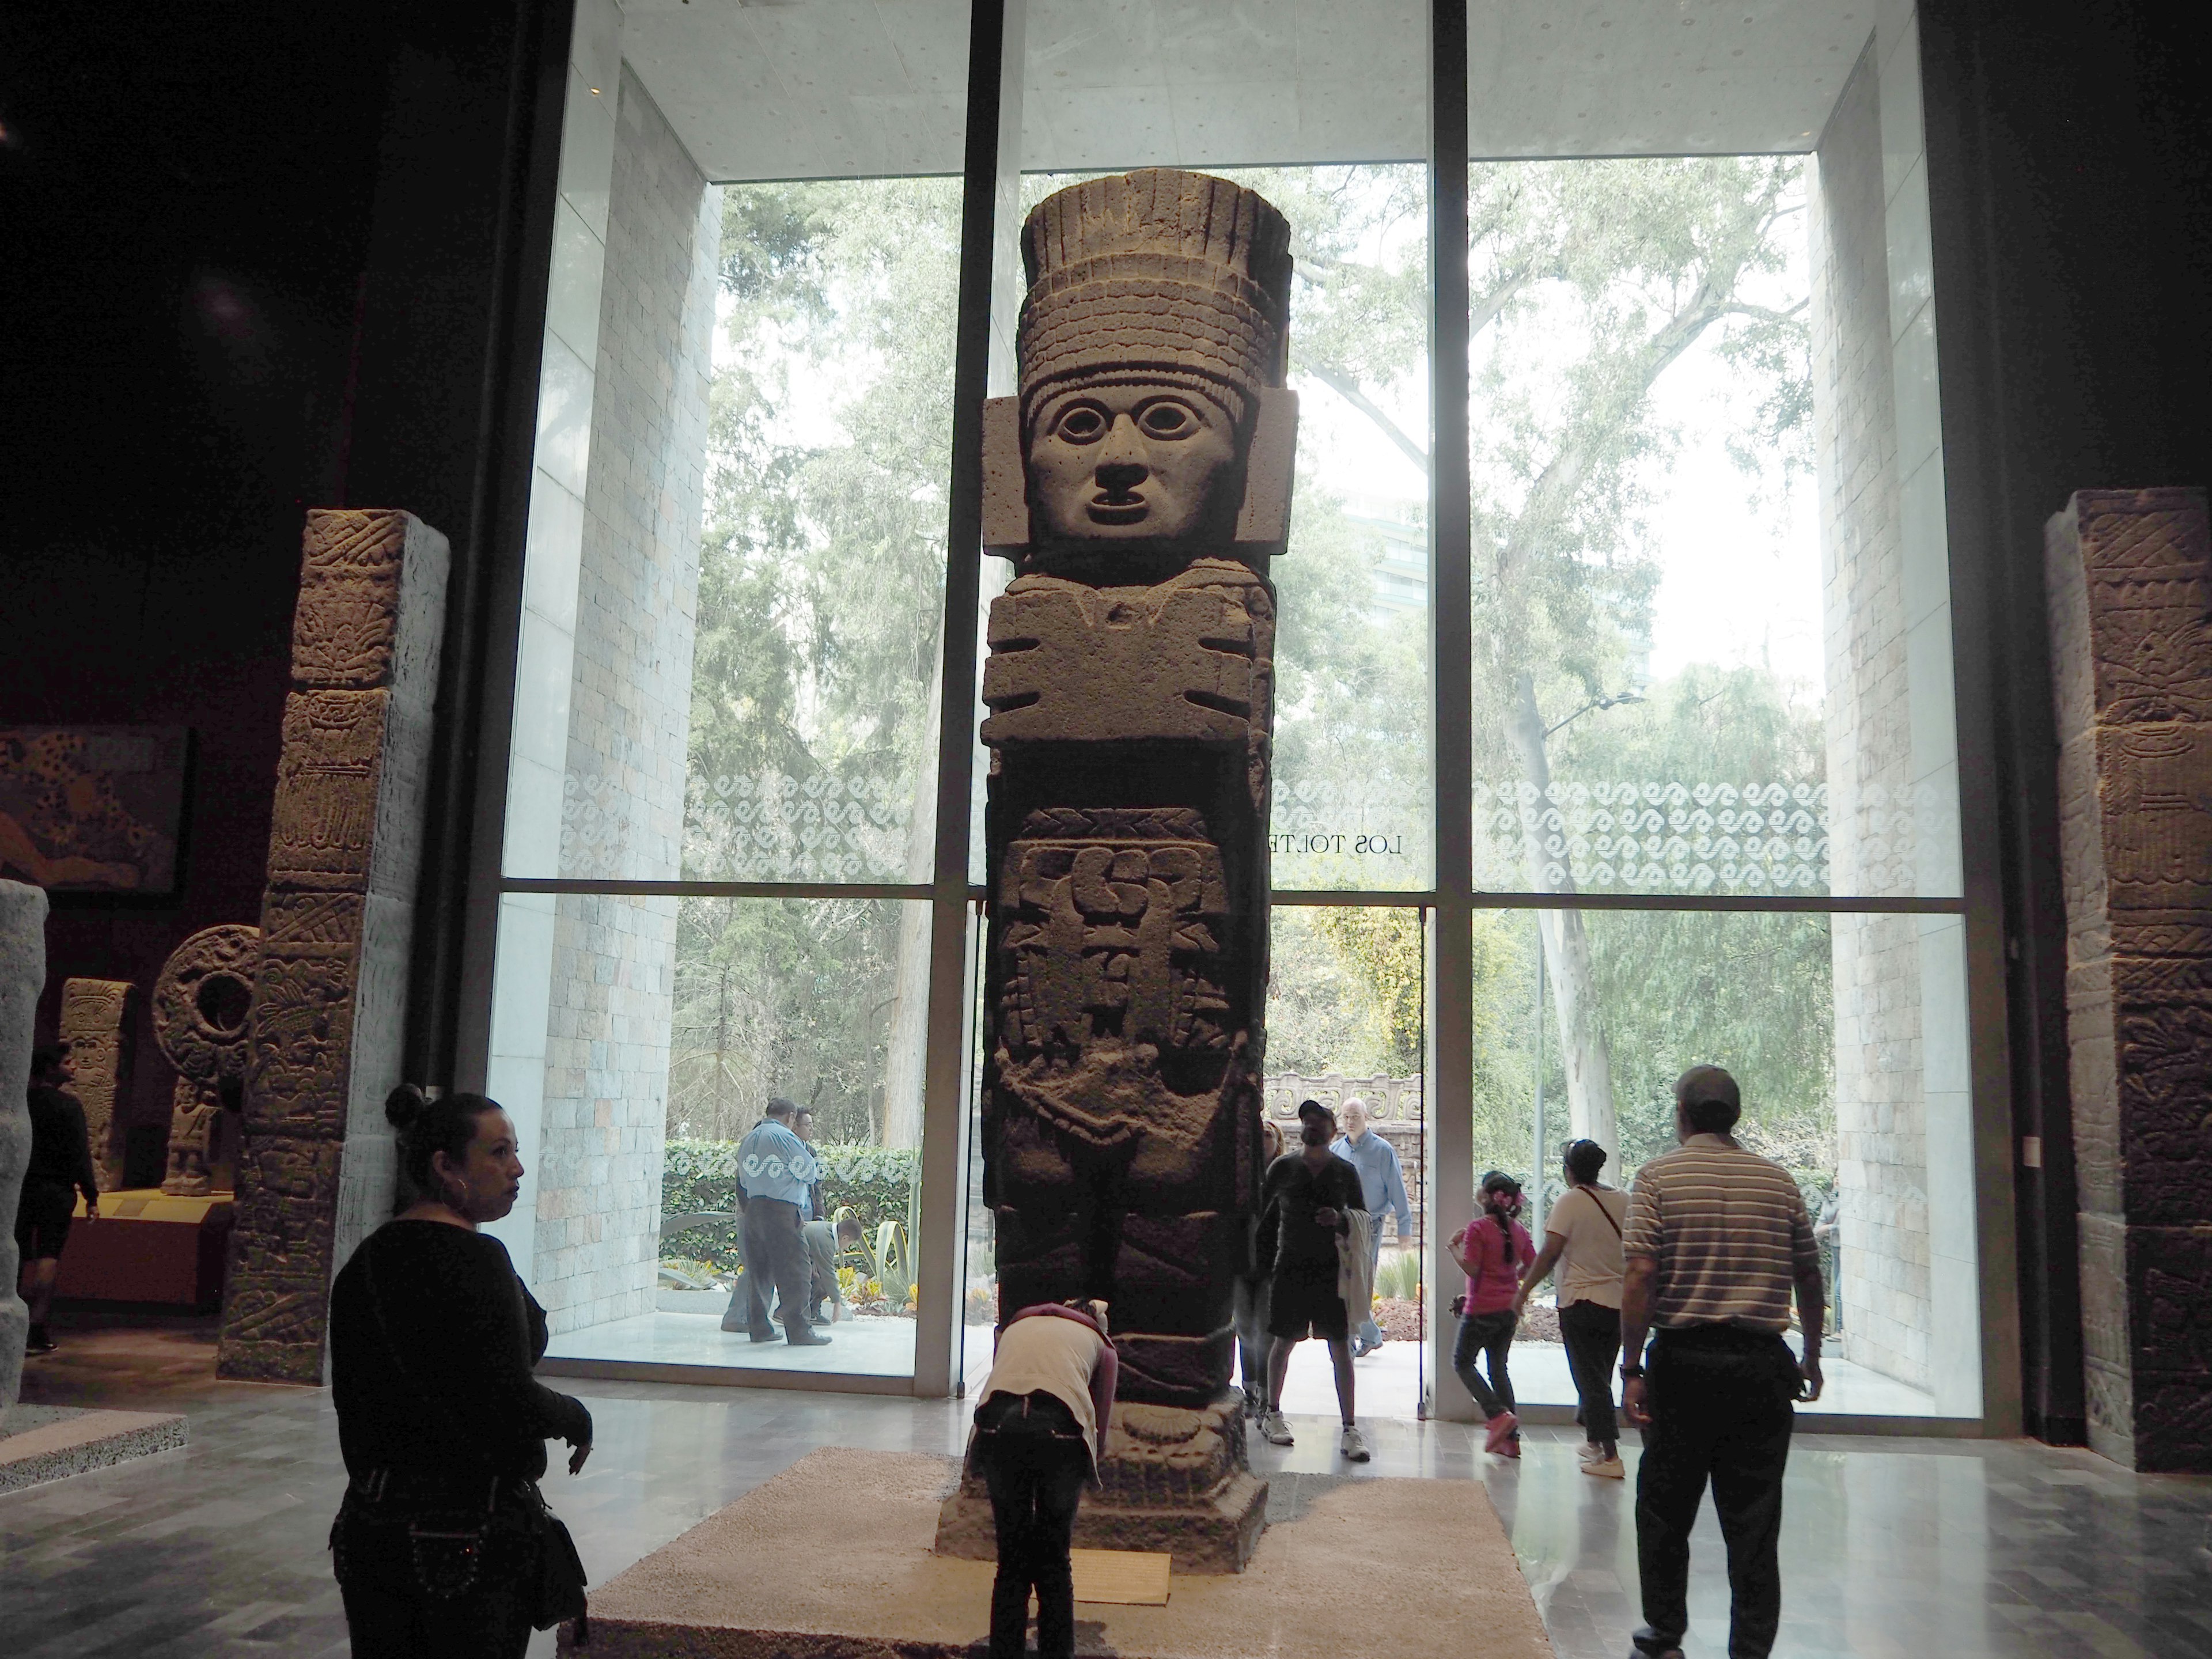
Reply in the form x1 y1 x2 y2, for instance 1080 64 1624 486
1332 1096 1412 1356
736 1097 830 1346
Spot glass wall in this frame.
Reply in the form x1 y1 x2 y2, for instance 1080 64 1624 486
483 0 969 1382
1457 5 1979 1420
479 0 1996 1418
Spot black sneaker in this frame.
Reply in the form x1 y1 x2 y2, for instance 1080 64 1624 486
24 1326 56 1355
786 1330 832 1347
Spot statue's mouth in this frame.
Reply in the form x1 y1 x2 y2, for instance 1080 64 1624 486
1086 491 1149 525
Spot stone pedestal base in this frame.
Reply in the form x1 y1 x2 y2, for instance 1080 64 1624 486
567 1445 1551 1659
933 1390 1268 1573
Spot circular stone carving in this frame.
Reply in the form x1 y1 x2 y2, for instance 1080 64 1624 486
151 923 262 1085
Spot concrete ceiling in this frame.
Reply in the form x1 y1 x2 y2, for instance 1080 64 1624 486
618 0 1880 183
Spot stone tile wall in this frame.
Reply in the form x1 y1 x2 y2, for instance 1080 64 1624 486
1812 13 1980 1413
529 60 717 1335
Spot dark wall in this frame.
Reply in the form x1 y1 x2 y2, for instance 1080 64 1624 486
0 2 565 1179
0 7 389 1181
1922 0 2212 1442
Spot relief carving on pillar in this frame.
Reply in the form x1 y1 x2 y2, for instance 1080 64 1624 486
2047 485 2212 1471
57 977 133 1192
218 508 448 1385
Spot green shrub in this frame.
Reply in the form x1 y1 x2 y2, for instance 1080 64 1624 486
660 1139 920 1274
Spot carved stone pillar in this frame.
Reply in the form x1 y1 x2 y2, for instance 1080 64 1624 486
0 879 49 1411
935 171 1297 1571
217 509 448 1383
2046 486 2212 1471
59 978 134 1192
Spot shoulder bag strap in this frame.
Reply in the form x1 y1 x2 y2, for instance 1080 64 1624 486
1583 1187 1624 1238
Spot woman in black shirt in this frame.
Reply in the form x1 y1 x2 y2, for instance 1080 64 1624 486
328 1085 593 1657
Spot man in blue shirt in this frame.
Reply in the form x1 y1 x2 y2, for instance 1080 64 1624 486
1331 1096 1411 1357
736 1097 830 1346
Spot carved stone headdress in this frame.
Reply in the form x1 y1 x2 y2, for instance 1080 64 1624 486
1018 169 1293 432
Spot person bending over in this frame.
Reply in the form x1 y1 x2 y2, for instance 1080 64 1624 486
1254 1100 1371 1463
14 1044 99 1356
1514 1138 1630 1476
328 1086 593 1657
1450 1171 1533 1456
969 1298 1119 1659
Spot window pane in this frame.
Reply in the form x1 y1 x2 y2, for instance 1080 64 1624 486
995 5 1435 899
1461 906 1978 1419
499 1 972 884
491 895 928 1380
1266 904 1428 1418
1465 21 1961 900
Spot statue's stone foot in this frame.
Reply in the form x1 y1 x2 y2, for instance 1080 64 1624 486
933 1391 1269 1574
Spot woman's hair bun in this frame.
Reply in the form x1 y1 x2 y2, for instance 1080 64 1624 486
385 1082 428 1134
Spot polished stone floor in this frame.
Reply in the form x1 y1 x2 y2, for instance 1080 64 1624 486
6 1309 2210 1658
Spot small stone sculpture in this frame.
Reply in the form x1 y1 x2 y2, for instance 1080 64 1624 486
952 169 1298 1570
58 978 134 1192
0 878 51 1411
151 925 260 1197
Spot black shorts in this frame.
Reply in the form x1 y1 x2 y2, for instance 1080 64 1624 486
1266 1262 1349 1342
13 1179 76 1260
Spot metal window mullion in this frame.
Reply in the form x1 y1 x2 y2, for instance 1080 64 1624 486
912 0 1024 1401
1427 0 1479 1425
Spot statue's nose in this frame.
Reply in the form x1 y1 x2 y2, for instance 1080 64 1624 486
1095 412 1148 492
1097 459 1149 493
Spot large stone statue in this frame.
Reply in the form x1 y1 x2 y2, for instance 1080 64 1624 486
0 878 50 1411
954 169 1298 1570
151 925 260 1197
58 978 134 1193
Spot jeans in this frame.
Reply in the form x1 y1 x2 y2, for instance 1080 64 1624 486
974 1392 1090 1659
332 1487 536 1659
1559 1299 1622 1445
339 1576 533 1658
1452 1309 1517 1418
1633 1326 1800 1659
1233 1274 1271 1402
741 1196 815 1339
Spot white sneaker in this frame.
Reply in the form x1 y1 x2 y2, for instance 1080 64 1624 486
1577 1442 1606 1465
1257 1409 1295 1446
1582 1453 1626 1479
1339 1423 1371 1463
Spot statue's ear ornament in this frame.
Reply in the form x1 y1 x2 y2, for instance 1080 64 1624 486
979 387 1298 559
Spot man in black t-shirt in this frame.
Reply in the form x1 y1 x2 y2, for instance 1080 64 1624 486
15 1044 100 1355
1253 1100 1370 1462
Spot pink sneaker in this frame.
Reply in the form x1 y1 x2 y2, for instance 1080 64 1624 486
1484 1410 1519 1454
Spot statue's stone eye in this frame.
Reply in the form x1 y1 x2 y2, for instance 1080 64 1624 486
1139 402 1194 437
1056 406 1106 442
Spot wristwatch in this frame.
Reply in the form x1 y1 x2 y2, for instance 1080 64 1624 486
1619 1363 1646 1380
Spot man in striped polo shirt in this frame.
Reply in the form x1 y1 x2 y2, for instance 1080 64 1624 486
1619 1065 1824 1659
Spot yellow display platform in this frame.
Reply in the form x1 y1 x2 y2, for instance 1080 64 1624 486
54 1188 234 1309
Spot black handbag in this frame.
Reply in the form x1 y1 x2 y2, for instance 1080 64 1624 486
360 1238 590 1638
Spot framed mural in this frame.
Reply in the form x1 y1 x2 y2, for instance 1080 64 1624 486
0 726 192 895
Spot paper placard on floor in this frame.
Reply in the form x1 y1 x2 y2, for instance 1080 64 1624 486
1069 1548 1172 1605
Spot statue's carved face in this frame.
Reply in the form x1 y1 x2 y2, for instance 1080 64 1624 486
1028 381 1243 548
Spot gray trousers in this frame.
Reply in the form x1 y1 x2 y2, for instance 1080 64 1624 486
741 1197 814 1339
